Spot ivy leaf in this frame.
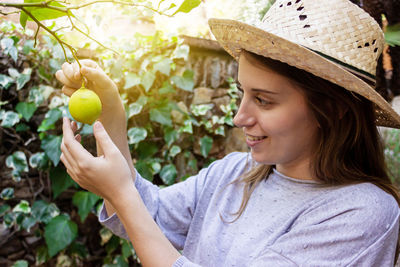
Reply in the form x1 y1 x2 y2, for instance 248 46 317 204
72 191 101 222
41 134 62 166
169 145 181 158
1 187 14 200
153 58 172 76
15 102 37 121
141 71 156 92
160 164 177 185
137 142 159 160
171 70 194 92
50 166 76 199
44 214 78 257
0 204 10 217
1 38 18 62
172 44 189 60
32 200 60 224
158 81 175 95
127 103 143 118
200 135 213 158
0 74 14 89
191 104 213 116
1 111 21 127
12 200 31 214
38 108 62 132
124 73 141 89
12 260 28 267
16 68 32 90
29 152 49 169
135 160 154 181
150 107 172 126
28 87 45 105
6 151 28 174
163 127 179 147
127 127 147 144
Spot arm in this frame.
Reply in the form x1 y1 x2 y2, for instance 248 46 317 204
60 118 181 266
56 61 135 216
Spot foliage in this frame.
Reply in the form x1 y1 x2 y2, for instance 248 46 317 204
385 23 400 47
0 16 239 266
384 128 400 183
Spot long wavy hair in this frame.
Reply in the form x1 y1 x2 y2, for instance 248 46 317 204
229 51 400 262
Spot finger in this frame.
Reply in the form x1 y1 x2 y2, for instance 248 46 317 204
62 117 93 162
75 134 82 143
62 85 76 97
80 59 99 69
62 62 75 81
71 120 78 133
93 121 118 157
81 66 113 88
71 62 82 81
56 70 81 89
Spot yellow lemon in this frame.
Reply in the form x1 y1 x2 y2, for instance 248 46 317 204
68 87 102 125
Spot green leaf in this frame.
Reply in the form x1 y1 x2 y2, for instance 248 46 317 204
20 11 28 29
150 108 172 126
158 81 175 94
50 166 76 199
153 58 172 76
38 108 62 132
32 200 60 224
22 215 37 231
141 71 156 92
160 164 177 185
0 74 14 89
13 200 31 214
1 38 18 62
72 191 101 222
136 95 148 106
172 44 189 60
169 145 181 158
45 214 78 257
16 68 32 90
41 134 62 166
200 135 213 157
35 245 50 265
0 204 11 217
1 111 21 127
6 151 28 174
173 0 201 15
68 241 89 259
12 260 28 267
1 187 14 200
121 239 133 260
127 127 147 144
163 127 179 147
124 73 141 89
29 152 48 169
15 123 30 132
28 87 45 105
385 23 400 46
127 103 143 118
23 40 35 54
15 101 37 121
136 142 159 160
135 160 153 181
191 104 213 116
171 70 194 92
23 0 72 22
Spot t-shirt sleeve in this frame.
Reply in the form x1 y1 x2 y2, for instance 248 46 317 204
99 152 245 249
250 184 400 266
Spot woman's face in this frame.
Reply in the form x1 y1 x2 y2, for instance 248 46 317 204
233 52 319 179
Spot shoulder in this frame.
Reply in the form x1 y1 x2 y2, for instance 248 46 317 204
303 182 400 238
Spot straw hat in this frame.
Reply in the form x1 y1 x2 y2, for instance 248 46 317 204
208 0 400 128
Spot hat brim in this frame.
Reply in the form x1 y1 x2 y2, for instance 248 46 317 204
209 18 400 129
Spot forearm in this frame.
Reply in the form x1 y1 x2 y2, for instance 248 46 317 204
111 187 181 267
96 96 136 215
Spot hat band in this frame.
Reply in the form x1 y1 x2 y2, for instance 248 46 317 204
306 47 376 86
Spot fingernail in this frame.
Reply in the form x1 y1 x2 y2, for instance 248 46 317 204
94 121 103 130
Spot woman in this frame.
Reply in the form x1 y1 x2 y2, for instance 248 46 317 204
57 0 400 265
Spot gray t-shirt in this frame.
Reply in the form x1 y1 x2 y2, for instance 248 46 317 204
99 152 400 266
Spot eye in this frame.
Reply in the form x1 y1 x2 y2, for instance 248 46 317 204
255 96 272 106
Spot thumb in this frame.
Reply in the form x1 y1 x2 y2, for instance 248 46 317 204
93 121 117 156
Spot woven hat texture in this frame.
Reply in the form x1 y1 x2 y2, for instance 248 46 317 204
209 0 400 128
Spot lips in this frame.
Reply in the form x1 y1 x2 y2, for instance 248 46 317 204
245 134 267 142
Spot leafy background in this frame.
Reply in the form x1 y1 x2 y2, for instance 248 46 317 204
1 0 400 266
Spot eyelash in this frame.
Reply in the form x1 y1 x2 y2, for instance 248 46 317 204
236 84 272 107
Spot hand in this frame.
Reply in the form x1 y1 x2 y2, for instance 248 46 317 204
55 60 120 110
60 117 134 200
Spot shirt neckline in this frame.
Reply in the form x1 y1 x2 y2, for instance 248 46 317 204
272 168 322 185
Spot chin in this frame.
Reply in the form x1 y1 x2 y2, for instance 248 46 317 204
250 150 276 165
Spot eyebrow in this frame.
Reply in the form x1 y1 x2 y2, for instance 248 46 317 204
237 82 279 95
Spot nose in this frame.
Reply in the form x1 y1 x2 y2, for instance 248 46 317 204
233 99 256 128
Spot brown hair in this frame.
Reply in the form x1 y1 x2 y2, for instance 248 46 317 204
229 50 400 262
